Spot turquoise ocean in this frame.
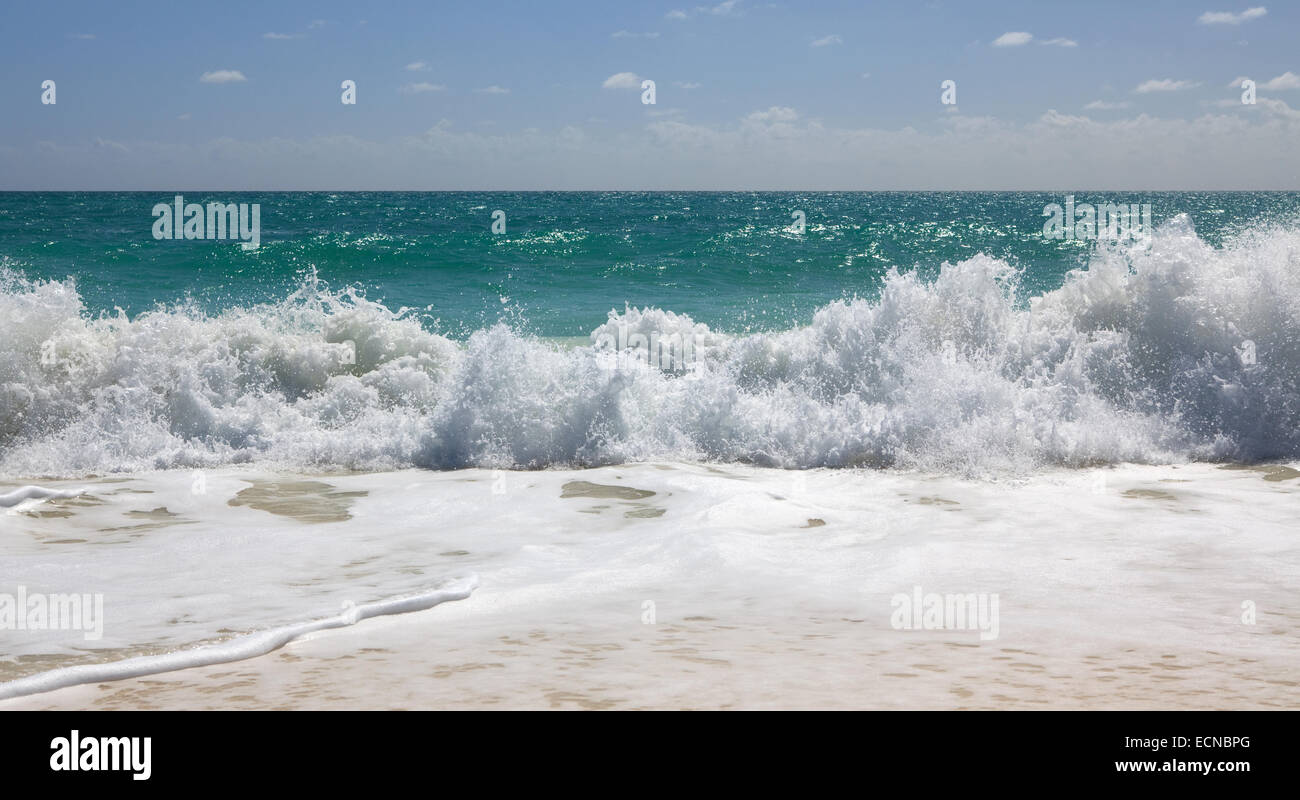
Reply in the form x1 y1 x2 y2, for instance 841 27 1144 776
3 191 1299 475
3 191 1300 702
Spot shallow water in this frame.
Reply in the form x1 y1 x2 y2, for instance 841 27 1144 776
3 191 1299 707
2 461 1296 707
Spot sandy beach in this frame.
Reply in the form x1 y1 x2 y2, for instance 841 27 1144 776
3 461 1296 710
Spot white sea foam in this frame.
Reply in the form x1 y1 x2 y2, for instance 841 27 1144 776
2 214 1298 476
4 462 1296 709
0 485 85 508
0 576 478 700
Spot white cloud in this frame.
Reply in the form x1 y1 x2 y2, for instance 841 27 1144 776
1211 96 1300 119
1198 7 1267 24
745 106 798 123
1261 71 1300 90
262 32 305 40
11 105 1300 191
602 72 643 89
200 70 247 84
992 31 1033 47
68 33 95 40
811 34 842 47
1040 37 1077 47
1084 100 1132 110
612 30 660 39
93 138 129 154
1256 97 1300 118
861 72 871 79
405 62 430 72
177 113 191 121
1037 109 1091 128
674 81 702 89
308 19 327 29
476 85 510 94
399 82 446 94
667 1 741 20
633 108 1300 189
1135 78 1200 93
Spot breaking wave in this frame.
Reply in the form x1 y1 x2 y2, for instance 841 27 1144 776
3 214 1298 476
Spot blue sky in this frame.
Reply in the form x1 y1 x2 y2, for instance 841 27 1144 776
2 0 1299 188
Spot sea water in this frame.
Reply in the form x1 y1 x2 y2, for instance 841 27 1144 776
2 192 1298 705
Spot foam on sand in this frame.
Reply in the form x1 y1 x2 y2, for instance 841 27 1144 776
0 575 478 701
2 461 1295 710
0 485 86 508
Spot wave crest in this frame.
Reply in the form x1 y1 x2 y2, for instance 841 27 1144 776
3 215 1298 476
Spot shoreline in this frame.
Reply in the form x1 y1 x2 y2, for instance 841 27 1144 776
4 593 1294 710
2 461 1297 710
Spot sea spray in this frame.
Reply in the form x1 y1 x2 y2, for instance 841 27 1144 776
2 215 1298 477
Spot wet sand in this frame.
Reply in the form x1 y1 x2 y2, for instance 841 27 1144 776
2 461 1298 710
4 605 1295 710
